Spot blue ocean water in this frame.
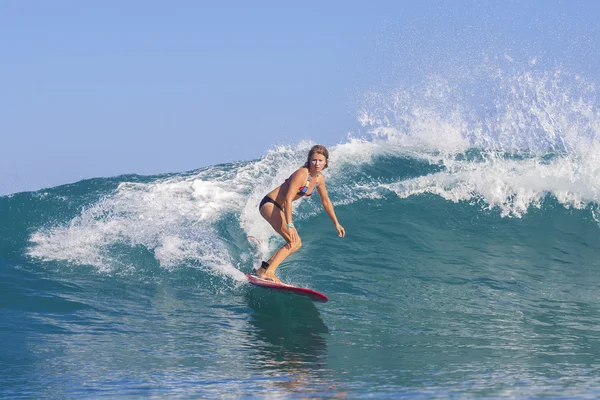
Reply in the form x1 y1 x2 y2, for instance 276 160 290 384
3 69 600 398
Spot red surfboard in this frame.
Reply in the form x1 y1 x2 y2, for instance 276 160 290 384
245 273 328 303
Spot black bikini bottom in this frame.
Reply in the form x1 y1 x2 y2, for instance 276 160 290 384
259 196 284 212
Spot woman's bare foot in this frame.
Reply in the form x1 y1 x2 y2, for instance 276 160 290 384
256 267 282 284
256 266 267 278
264 273 282 284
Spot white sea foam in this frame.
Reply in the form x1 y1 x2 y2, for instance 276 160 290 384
29 171 248 278
28 67 600 275
383 152 600 217
356 69 600 217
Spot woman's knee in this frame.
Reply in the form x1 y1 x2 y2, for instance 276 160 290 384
291 239 302 253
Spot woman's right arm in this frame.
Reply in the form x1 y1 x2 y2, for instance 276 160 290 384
282 169 306 245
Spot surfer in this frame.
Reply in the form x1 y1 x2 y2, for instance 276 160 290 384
256 145 345 283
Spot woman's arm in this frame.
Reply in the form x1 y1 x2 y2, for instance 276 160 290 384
316 176 346 238
282 168 307 244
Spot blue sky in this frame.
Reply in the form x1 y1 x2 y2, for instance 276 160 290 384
2 1 600 195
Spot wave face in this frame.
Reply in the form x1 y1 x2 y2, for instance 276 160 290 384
3 69 600 397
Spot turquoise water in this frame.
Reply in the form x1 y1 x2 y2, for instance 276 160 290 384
3 70 600 398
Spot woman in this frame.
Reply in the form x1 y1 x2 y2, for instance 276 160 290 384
256 145 345 283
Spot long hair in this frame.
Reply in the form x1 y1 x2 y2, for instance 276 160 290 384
303 145 329 169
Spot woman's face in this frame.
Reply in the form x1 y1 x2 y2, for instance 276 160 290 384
309 153 327 173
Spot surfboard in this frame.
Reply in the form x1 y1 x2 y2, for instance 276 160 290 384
245 273 328 303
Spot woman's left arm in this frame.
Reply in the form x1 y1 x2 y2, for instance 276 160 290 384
316 176 345 238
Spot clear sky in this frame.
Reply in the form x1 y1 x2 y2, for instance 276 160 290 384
2 1 599 195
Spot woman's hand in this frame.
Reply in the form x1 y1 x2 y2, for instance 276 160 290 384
285 226 300 249
336 223 345 238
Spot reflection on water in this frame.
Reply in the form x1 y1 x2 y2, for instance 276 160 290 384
244 288 332 394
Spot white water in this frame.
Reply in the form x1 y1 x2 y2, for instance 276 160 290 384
28 68 600 274
359 69 600 217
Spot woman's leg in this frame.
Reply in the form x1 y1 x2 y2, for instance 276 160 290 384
257 202 302 282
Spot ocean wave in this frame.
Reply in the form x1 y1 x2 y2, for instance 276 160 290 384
12 66 600 278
